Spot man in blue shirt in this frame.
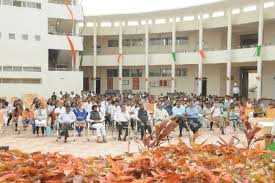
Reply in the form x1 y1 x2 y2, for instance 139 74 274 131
172 100 187 137
185 102 202 134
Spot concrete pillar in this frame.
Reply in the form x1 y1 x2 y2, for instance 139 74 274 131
118 22 123 94
198 15 203 95
145 20 149 93
171 17 176 93
226 8 232 96
257 0 264 99
93 21 97 93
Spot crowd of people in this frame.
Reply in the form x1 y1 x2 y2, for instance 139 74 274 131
0 90 274 143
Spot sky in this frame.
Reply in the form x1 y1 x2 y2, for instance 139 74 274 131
82 0 222 16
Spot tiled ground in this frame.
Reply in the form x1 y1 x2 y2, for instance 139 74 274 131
0 126 246 158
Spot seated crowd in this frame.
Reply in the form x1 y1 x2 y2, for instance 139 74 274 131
0 91 274 143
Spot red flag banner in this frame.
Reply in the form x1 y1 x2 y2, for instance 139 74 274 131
64 0 74 20
65 34 76 65
198 50 206 59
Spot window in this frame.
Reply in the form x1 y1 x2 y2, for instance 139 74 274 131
35 35 41 41
149 38 162 46
160 80 169 87
13 0 21 7
9 33 15 40
0 32 2 39
160 68 171 77
131 69 142 77
12 66 23 72
22 34 28 40
108 40 118 47
122 80 129 85
23 67 41 72
162 37 172 46
176 68 188 77
149 69 161 77
123 39 131 47
3 66 12 72
232 8 240 15
3 0 12 5
0 78 41 84
36 3 41 9
176 37 188 45
107 69 118 77
123 69 130 77
128 21 139 26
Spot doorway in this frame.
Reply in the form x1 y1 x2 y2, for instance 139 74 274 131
194 77 207 96
96 78 101 94
272 76 275 99
240 67 257 98
107 77 113 90
132 78 139 90
83 77 89 91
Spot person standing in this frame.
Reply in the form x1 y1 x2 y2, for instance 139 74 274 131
211 100 225 135
232 83 240 99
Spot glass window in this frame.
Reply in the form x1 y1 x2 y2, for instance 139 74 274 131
176 68 188 77
176 37 189 45
36 3 41 9
35 35 41 41
3 0 12 5
162 37 172 46
9 33 15 40
0 32 2 39
161 68 171 76
22 34 28 40
123 39 131 47
149 68 161 77
13 0 22 7
33 67 41 72
131 69 142 77
13 66 23 72
3 66 12 72
108 40 118 47
123 69 130 77
149 38 162 46
22 78 41 84
107 69 118 77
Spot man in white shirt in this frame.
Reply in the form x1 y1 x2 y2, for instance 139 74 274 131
232 83 240 99
58 106 76 143
154 102 169 124
54 100 65 127
126 101 138 130
110 101 121 121
210 100 225 135
84 97 93 114
114 105 130 141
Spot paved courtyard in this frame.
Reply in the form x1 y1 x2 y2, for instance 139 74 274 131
0 126 246 158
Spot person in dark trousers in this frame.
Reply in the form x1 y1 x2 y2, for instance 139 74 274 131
172 100 186 137
137 103 152 140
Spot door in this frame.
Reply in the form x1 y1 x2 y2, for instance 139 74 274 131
83 77 89 91
96 78 101 94
273 76 275 99
202 78 207 96
132 78 139 90
107 77 113 90
240 70 249 98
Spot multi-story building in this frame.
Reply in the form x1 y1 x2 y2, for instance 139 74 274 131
0 0 84 97
81 0 275 99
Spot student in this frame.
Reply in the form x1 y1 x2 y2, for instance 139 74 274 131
58 105 76 143
210 100 225 135
34 104 47 136
73 102 88 137
22 108 35 132
137 104 152 140
12 104 23 131
185 102 202 134
172 100 186 137
87 105 107 143
114 105 130 141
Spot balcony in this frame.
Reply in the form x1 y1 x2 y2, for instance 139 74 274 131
46 2 83 20
81 45 275 66
47 34 83 50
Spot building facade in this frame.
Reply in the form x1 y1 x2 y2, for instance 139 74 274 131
81 0 275 99
0 0 84 98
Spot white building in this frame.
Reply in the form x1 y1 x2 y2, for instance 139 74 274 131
1 0 275 99
0 0 83 98
81 0 275 99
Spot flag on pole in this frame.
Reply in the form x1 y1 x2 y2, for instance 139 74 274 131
255 45 262 57
65 34 76 65
198 50 206 59
171 52 176 62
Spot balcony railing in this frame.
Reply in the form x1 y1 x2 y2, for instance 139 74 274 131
48 0 77 5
